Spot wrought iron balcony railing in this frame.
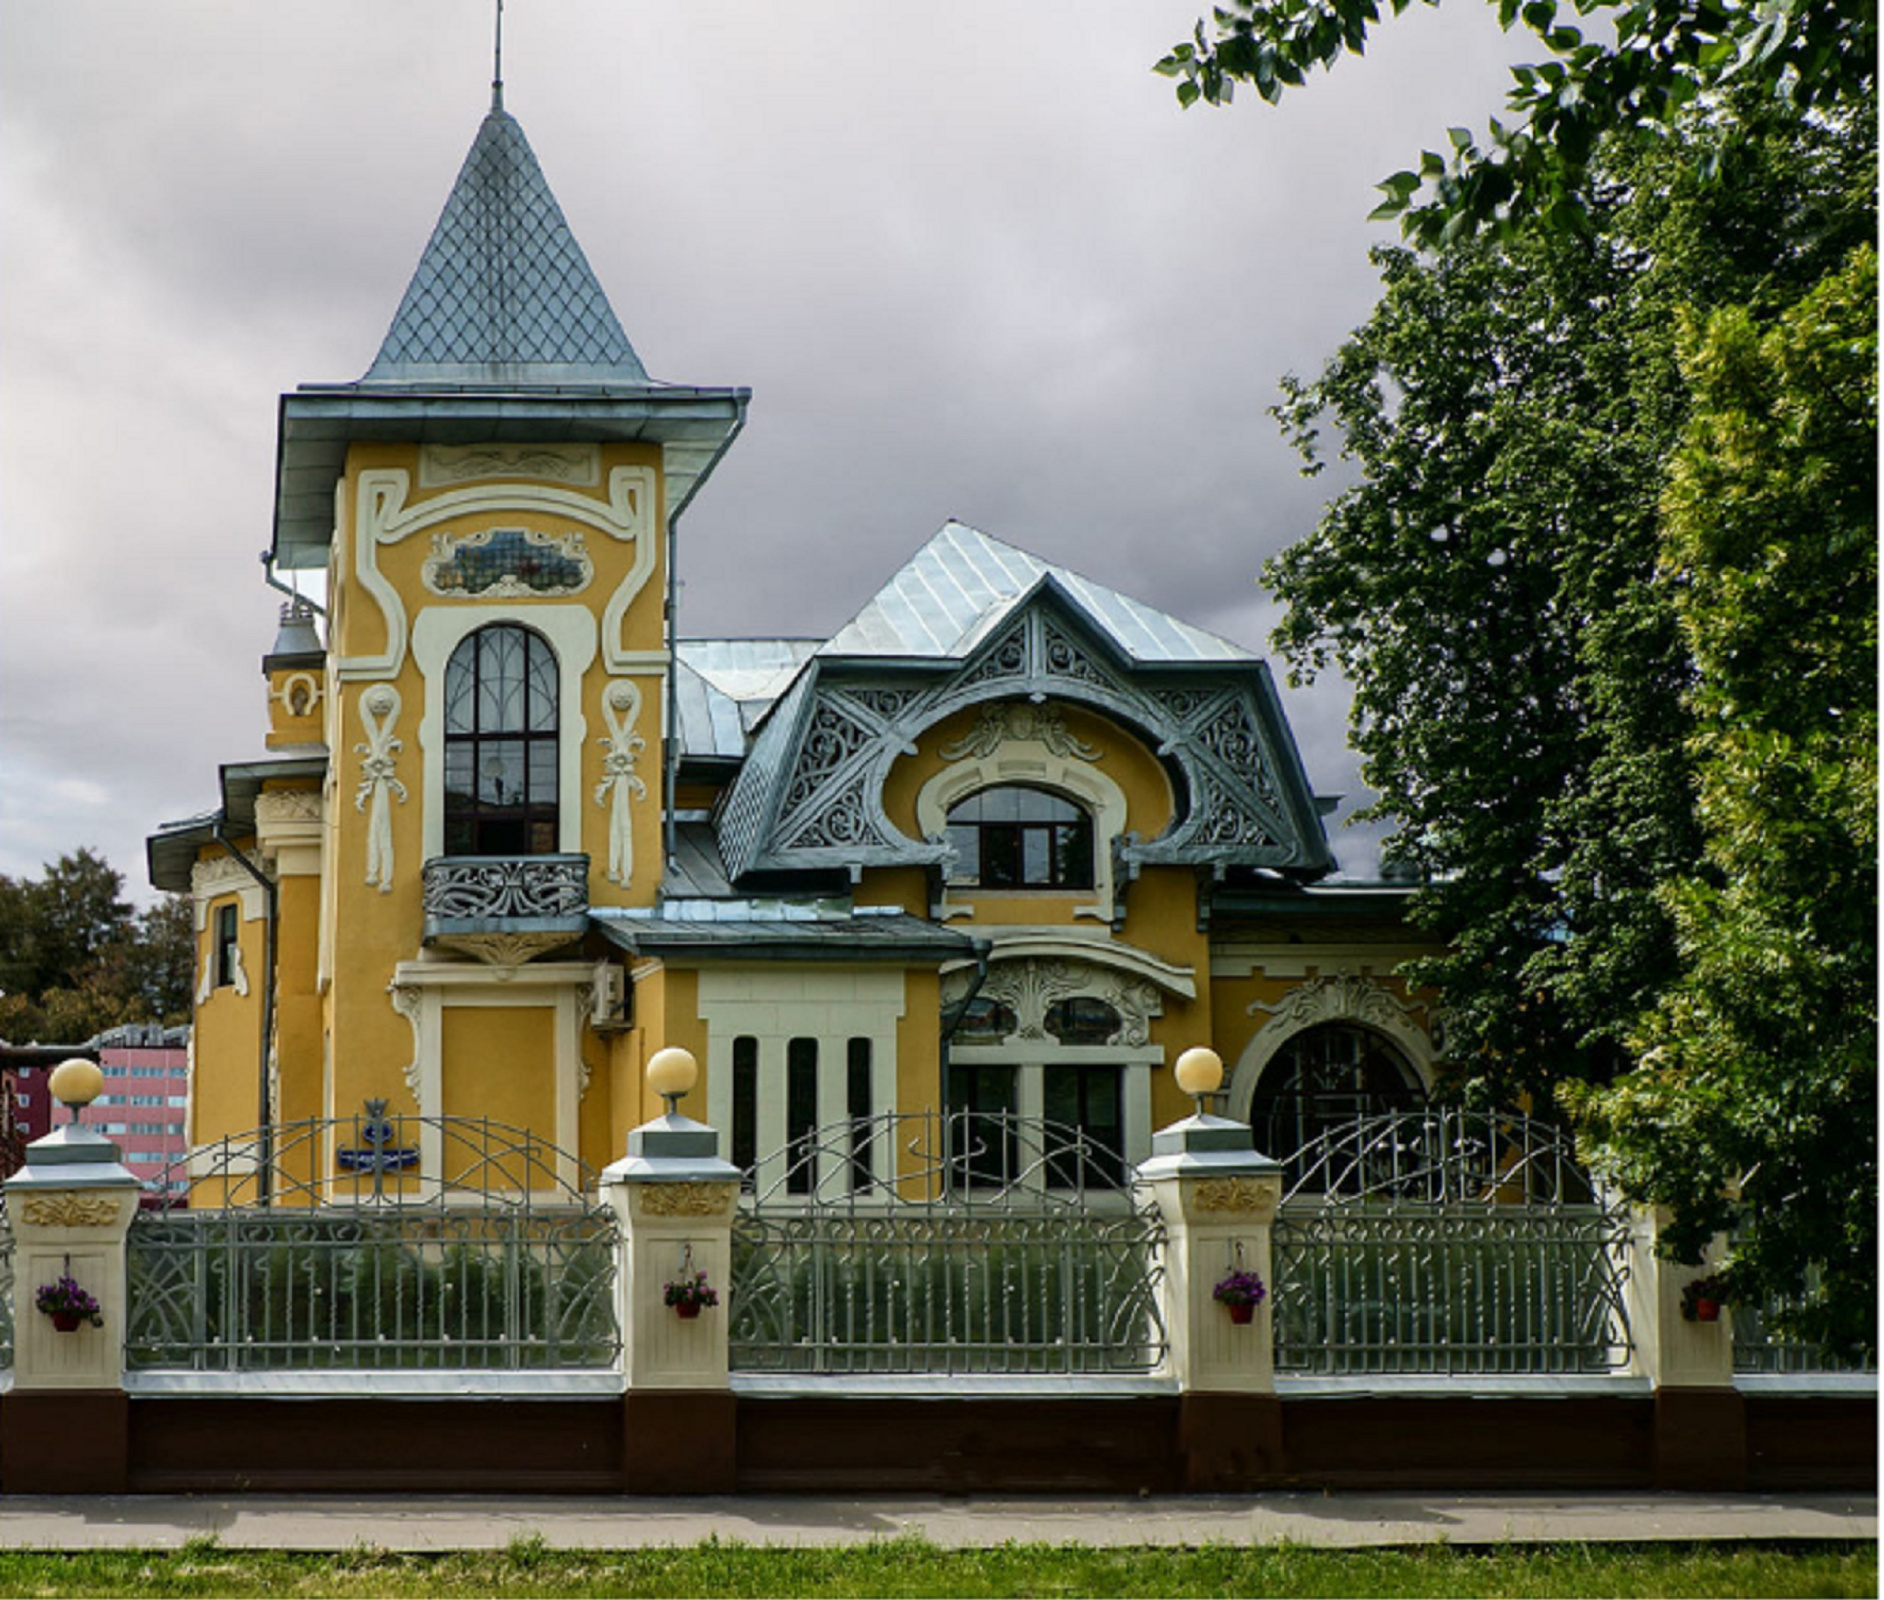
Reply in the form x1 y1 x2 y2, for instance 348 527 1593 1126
421 854 589 963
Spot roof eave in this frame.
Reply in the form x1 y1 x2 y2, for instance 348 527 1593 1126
271 385 751 568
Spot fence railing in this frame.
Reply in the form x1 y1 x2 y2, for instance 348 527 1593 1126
0 1212 13 1368
729 1110 1165 1375
124 1109 619 1372
1271 1111 1633 1375
1733 1289 1878 1376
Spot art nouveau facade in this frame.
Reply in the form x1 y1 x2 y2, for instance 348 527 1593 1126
148 96 1443 1193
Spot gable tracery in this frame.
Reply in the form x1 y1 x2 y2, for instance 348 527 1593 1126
715 597 1327 882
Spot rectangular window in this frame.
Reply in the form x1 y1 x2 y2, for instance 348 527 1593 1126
1043 1065 1124 1189
945 1062 1018 1188
846 1038 872 1193
786 1038 818 1196
731 1036 758 1190
215 903 240 989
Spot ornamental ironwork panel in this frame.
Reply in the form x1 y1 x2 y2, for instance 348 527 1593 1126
729 1111 1165 1376
422 854 588 920
124 1111 618 1372
1271 1112 1633 1376
1730 1268 1876 1375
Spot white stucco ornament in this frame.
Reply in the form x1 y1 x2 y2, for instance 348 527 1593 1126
594 681 648 886
353 684 408 892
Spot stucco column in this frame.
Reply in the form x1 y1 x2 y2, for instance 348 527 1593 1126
2 1062 142 1492
598 1047 741 1492
1136 1047 1284 1489
1623 1203 1743 1488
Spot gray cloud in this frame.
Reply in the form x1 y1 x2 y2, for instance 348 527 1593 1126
0 0 1528 895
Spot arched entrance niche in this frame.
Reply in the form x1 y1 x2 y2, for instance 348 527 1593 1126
1228 974 1437 1152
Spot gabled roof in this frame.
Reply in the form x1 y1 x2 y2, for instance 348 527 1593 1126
676 639 823 761
822 521 1253 665
362 107 648 387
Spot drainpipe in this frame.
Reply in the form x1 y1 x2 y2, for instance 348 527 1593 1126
261 549 326 616
215 817 279 1206
662 410 747 884
938 939 993 1100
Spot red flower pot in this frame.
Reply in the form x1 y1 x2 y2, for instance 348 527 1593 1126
1227 1302 1255 1326
675 1301 702 1320
50 1312 81 1333
1692 1298 1720 1323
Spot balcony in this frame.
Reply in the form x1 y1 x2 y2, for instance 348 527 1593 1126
421 854 589 965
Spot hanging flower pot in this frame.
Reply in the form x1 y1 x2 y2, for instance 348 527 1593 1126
664 1268 718 1320
1213 1267 1266 1327
1681 1274 1729 1324
35 1273 102 1332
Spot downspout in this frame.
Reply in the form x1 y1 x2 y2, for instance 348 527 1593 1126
662 410 747 883
938 939 993 1099
261 550 326 616
215 817 279 1206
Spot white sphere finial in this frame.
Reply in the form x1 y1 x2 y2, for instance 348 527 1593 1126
49 1059 105 1120
1173 1046 1224 1108
646 1047 698 1115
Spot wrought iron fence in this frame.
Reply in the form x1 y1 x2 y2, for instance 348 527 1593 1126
730 1111 1165 1375
1732 1276 1877 1375
125 1109 618 1372
1271 1111 1633 1375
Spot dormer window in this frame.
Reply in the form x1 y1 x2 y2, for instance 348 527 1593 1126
945 786 1094 890
443 624 560 856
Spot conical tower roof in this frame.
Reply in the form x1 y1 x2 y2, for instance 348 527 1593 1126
274 100 749 571
362 106 648 386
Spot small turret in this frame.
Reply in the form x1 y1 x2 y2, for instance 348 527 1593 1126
263 596 326 751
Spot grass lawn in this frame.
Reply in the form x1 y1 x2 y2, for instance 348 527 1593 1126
0 1535 1869 1598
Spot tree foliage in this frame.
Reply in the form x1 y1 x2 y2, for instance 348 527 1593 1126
0 851 192 1045
1566 247 1877 1352
1158 0 1876 243
1262 93 1875 1346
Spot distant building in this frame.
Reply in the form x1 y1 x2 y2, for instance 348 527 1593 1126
0 1026 189 1196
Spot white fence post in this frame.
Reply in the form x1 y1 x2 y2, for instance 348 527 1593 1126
1136 1048 1284 1488
598 1047 742 1491
1 1061 142 1491
1623 1204 1745 1487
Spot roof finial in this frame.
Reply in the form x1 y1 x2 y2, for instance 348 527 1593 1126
492 0 505 112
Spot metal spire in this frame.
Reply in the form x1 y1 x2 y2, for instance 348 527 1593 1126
492 0 505 111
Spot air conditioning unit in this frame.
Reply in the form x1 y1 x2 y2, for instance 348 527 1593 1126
590 963 628 1030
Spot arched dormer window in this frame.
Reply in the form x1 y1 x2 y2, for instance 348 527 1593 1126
945 785 1094 891
442 624 560 856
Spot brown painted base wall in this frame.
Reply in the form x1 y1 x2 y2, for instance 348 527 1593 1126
0 1390 1870 1496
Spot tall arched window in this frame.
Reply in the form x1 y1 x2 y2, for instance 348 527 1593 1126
1248 1022 1426 1164
945 785 1094 890
442 624 560 856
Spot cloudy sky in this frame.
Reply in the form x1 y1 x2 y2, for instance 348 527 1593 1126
0 1 1526 900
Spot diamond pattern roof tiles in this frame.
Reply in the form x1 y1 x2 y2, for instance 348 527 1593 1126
363 108 649 385
821 521 1253 664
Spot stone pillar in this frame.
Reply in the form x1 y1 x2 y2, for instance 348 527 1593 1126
598 1047 742 1493
1624 1204 1744 1489
2 1062 143 1492
1136 1048 1285 1490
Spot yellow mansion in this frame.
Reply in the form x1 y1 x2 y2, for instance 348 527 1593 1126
149 95 1441 1194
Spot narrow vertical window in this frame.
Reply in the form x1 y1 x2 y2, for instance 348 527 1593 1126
214 904 240 990
786 1038 818 1196
846 1037 872 1193
442 624 560 856
731 1036 758 1190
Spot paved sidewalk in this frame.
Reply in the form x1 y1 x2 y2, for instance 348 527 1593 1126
0 1492 1870 1550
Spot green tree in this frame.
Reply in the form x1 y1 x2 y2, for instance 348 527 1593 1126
1567 248 1877 1353
1263 95 1874 1345
0 853 191 1044
1159 0 1875 242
